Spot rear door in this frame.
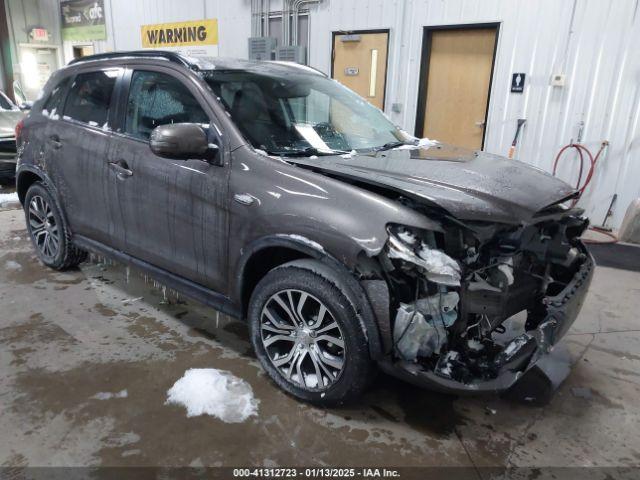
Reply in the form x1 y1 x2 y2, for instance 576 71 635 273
109 66 229 291
46 68 123 246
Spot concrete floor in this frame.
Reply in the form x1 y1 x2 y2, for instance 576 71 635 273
1 197 640 473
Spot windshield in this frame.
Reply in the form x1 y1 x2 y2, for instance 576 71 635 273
202 69 411 155
0 91 17 111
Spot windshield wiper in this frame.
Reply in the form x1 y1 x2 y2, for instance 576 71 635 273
375 140 417 152
265 147 348 157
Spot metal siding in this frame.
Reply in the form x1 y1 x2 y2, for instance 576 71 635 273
97 0 639 229
309 0 640 229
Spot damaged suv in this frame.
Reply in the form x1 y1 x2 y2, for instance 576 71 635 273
15 52 593 404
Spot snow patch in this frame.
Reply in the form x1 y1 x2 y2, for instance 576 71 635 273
4 260 22 271
397 138 439 150
0 192 19 207
166 368 259 423
91 389 128 400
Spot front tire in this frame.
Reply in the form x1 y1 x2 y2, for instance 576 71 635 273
24 182 87 270
248 260 373 405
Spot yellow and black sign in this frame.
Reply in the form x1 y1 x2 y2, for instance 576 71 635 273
141 19 218 48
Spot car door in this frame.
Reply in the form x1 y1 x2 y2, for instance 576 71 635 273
109 66 229 292
45 68 125 247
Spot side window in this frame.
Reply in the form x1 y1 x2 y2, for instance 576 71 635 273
43 78 70 118
125 71 209 140
63 70 118 127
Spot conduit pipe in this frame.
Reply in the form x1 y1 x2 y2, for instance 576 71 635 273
292 0 320 45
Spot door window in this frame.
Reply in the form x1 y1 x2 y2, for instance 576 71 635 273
125 71 209 140
43 78 71 118
63 70 118 128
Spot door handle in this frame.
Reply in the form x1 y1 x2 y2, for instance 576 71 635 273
233 193 255 205
48 135 62 149
475 120 486 128
109 160 133 178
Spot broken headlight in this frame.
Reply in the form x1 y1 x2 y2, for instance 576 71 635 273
386 225 461 286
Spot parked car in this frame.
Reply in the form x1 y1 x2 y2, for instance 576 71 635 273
14 51 594 404
0 90 26 185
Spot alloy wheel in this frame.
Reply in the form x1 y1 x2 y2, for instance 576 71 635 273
260 289 346 391
28 195 60 260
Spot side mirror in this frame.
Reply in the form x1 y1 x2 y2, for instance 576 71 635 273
19 102 32 111
149 123 220 164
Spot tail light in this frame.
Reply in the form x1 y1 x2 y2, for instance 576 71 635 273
15 118 24 146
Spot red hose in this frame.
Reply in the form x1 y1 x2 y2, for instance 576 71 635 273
553 141 614 243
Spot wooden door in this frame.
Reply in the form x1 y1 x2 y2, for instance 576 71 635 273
333 31 389 109
419 27 497 150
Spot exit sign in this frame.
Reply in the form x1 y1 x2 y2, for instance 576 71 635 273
30 28 49 42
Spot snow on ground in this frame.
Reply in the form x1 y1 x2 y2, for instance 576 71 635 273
91 389 128 400
0 192 19 207
4 260 22 271
166 368 259 423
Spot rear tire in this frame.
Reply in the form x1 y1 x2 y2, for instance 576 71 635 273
248 260 373 405
24 182 87 270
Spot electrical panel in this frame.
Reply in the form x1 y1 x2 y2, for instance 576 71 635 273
275 46 307 65
248 37 277 61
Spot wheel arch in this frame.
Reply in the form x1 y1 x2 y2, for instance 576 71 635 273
16 168 45 205
236 236 384 359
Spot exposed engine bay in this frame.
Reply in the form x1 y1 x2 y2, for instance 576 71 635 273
370 198 592 391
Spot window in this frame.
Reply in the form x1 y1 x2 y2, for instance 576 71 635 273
203 70 404 154
63 70 118 127
125 71 209 140
43 78 70 117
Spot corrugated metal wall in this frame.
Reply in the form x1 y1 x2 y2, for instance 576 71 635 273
95 0 640 229
310 0 640 229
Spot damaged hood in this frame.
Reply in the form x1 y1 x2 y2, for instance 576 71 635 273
289 144 577 224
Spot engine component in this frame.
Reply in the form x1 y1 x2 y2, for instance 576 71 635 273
393 292 459 361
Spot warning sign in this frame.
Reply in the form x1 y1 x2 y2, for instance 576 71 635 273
141 19 218 55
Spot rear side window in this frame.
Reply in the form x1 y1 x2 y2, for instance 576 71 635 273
43 78 70 118
125 70 209 140
63 70 119 127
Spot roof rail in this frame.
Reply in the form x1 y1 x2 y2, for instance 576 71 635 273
68 50 196 69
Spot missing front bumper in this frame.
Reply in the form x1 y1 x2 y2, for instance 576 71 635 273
379 250 595 394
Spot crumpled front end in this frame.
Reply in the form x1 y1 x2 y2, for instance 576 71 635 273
375 202 593 394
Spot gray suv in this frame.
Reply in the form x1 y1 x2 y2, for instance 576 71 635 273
15 51 594 404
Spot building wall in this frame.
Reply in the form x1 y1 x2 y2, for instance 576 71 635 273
61 0 640 230
4 0 63 98
64 0 251 60
308 0 640 230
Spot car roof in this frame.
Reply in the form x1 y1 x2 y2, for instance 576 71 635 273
67 50 326 77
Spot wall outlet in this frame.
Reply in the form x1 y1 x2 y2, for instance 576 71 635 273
550 73 566 87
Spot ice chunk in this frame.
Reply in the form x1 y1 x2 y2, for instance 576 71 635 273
166 368 259 423
0 192 19 207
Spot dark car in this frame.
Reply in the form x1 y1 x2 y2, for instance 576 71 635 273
14 51 594 404
0 90 26 184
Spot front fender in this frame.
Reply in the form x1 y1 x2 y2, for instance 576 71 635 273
234 234 386 359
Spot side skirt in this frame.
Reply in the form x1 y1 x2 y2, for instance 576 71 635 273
73 235 242 319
